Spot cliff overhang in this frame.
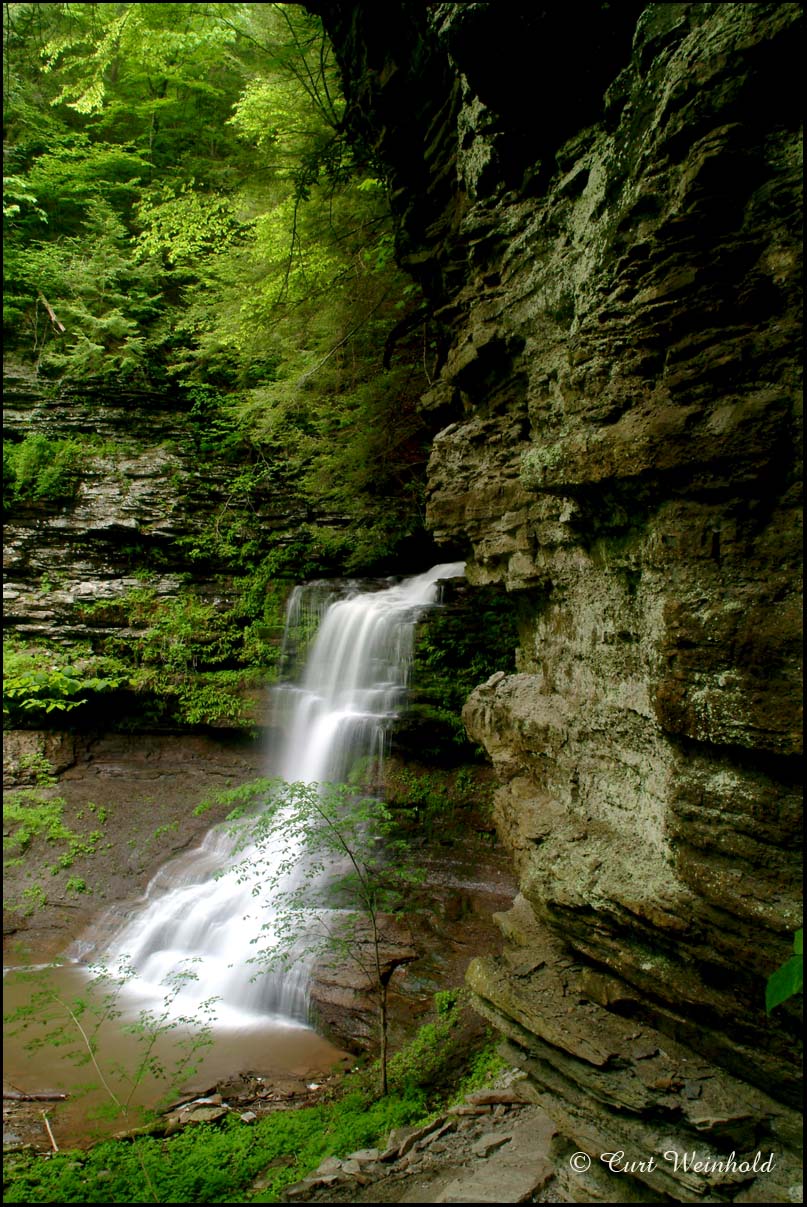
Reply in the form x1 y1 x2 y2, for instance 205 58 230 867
312 2 803 1199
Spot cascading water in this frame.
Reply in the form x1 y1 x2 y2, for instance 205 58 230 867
96 561 465 1028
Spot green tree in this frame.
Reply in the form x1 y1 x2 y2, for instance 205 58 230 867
220 778 423 1095
3 1 245 373
4 2 434 573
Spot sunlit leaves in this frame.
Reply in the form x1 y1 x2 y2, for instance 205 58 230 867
2 174 48 224
2 638 125 723
136 187 252 267
229 77 300 154
42 3 238 125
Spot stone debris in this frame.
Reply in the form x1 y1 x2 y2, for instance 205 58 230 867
395 1118 446 1158
472 1131 512 1158
185 1093 223 1107
466 1089 532 1106
317 1158 344 1177
278 1082 558 1203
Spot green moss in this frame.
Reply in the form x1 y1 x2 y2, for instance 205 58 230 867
413 586 518 704
3 780 106 914
519 441 564 489
405 585 518 759
383 764 494 838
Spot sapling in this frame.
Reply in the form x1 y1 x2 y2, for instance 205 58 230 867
4 958 218 1200
225 777 423 1094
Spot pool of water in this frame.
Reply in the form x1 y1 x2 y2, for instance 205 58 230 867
3 960 348 1149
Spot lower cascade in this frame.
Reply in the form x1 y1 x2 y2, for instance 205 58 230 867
92 562 465 1026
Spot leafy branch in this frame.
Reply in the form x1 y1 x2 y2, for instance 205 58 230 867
766 928 803 1013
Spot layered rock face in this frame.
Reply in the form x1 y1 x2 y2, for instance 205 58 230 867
315 2 803 1199
3 366 305 654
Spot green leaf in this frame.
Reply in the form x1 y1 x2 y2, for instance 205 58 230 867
766 954 803 1013
794 928 803 956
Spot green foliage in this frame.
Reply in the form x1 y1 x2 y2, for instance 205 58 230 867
207 777 425 1093
3 639 125 725
169 672 254 727
452 1041 507 1101
413 588 519 710
3 987 502 1203
71 582 281 728
224 779 423 958
385 990 465 1093
384 765 494 839
13 749 58 786
766 928 803 1013
3 782 106 914
3 2 247 371
350 987 499 1107
2 570 284 733
4 0 433 574
3 792 71 860
396 587 519 760
434 987 460 1015
4 959 217 1201
183 384 253 460
2 1086 427 1204
3 432 85 507
4 194 163 377
112 590 239 672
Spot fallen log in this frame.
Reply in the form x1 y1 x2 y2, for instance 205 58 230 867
4 1091 69 1102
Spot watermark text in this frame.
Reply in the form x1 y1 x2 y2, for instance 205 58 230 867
569 1150 777 1177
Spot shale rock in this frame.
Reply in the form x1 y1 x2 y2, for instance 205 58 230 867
280 1077 557 1204
308 915 417 1050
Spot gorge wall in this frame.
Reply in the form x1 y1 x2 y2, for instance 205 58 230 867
313 2 803 1200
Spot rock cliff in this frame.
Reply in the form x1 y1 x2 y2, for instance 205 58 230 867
3 366 304 650
3 364 312 729
313 2 803 1200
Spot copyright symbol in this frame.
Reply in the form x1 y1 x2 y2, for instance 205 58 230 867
570 1151 591 1172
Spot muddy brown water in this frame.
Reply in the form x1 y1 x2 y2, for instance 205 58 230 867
4 732 349 1148
3 958 349 1149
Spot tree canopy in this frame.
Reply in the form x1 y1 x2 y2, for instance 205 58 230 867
3 1 438 572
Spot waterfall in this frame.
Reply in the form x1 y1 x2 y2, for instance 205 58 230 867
98 561 465 1028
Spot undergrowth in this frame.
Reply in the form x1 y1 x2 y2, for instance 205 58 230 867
2 755 107 914
3 991 504 1204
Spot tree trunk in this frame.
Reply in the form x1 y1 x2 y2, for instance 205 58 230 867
379 981 388 1096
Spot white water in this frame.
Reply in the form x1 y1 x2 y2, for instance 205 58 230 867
91 561 465 1028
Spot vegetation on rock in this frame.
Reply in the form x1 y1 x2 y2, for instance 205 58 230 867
2 752 107 914
3 3 481 742
3 0 443 624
